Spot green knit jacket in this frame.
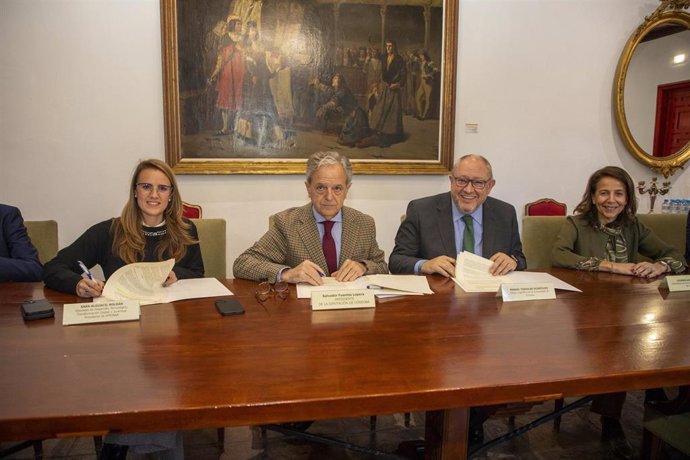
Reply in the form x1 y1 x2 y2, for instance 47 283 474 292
551 214 686 273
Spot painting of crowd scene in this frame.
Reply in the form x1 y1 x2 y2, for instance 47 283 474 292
173 0 446 163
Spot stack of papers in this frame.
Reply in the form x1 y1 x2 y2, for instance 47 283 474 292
453 251 581 293
101 259 233 305
297 274 433 299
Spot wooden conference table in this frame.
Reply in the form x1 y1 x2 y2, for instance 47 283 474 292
1 269 690 459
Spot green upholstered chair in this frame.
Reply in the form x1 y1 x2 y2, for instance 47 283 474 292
637 213 687 261
642 386 690 459
193 217 228 446
191 218 227 279
522 216 566 270
24 220 58 264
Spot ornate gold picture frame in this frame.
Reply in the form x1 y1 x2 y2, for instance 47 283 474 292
161 0 456 175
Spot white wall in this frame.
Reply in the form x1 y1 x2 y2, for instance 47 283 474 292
2 0 688 275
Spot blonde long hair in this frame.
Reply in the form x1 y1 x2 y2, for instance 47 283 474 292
111 159 196 263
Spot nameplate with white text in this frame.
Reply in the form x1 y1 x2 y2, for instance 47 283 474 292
665 275 690 292
63 300 141 325
499 283 556 302
311 289 376 310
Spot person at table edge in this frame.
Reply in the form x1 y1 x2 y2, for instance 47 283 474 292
233 151 388 285
551 165 686 460
389 153 526 277
0 203 43 282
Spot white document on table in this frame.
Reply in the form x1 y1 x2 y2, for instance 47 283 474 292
101 259 233 305
297 275 432 299
158 278 234 303
365 274 433 294
453 251 581 293
502 272 581 292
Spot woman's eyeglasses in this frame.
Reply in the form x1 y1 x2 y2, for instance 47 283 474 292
136 183 174 195
255 280 289 302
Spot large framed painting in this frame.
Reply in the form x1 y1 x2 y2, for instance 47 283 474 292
161 0 456 174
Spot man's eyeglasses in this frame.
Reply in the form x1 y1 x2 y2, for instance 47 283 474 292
255 280 289 302
451 176 490 190
136 183 174 195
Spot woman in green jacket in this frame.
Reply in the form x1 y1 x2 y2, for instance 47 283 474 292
552 166 685 276
551 165 685 460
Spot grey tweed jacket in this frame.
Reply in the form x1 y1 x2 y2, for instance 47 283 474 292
233 204 388 282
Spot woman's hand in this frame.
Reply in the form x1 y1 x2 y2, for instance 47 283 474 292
76 278 104 298
631 261 668 279
163 271 178 287
601 261 667 278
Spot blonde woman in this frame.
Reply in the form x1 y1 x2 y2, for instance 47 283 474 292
43 158 203 297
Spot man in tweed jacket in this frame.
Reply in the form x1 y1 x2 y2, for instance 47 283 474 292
233 151 388 285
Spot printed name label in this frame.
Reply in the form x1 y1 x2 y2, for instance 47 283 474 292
63 300 141 325
666 275 690 292
500 283 556 302
311 289 376 310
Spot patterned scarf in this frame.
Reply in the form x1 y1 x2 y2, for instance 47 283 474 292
597 223 629 263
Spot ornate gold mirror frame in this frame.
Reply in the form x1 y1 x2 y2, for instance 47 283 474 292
614 0 690 177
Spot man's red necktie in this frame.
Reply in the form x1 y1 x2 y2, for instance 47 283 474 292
321 220 338 275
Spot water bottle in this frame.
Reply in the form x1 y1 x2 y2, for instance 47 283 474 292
671 199 681 213
661 199 670 214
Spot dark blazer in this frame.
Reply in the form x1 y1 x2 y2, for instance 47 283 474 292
389 193 526 274
233 203 388 282
0 204 42 282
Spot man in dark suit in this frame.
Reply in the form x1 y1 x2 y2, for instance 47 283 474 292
390 155 526 455
390 154 526 276
233 151 388 285
0 204 42 282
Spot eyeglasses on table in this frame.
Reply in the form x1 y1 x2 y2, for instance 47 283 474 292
255 280 289 302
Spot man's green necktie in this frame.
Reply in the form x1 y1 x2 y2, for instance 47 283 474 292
462 214 475 254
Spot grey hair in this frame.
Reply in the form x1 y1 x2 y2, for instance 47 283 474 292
455 154 493 179
306 151 353 184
